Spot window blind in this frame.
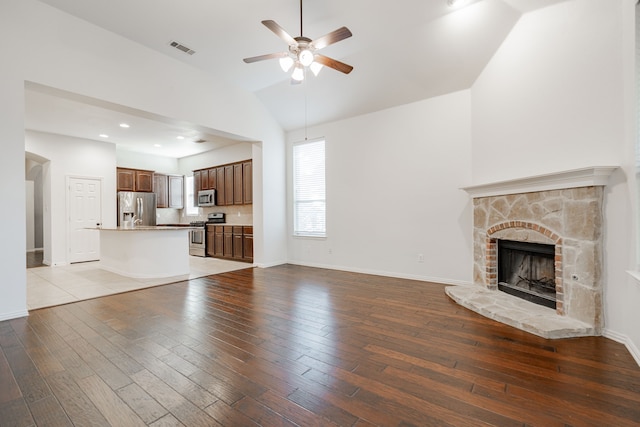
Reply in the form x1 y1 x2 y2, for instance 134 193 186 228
293 139 326 237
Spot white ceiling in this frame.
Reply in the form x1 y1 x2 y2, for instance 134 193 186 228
28 0 568 158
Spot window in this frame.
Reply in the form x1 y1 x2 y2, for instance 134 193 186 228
293 139 326 237
185 175 198 216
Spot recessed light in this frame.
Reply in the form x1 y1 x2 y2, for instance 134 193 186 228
99 134 109 138
119 123 130 128
154 144 162 148
176 136 185 140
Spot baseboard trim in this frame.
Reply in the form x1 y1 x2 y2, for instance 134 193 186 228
286 261 472 287
603 328 640 367
0 309 29 322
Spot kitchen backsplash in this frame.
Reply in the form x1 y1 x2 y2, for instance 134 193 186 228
157 204 253 225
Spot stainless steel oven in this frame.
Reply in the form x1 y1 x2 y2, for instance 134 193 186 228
189 213 225 257
189 222 206 256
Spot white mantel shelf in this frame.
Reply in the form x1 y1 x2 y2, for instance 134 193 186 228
461 166 618 198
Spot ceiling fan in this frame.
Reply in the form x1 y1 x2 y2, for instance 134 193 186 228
243 0 353 82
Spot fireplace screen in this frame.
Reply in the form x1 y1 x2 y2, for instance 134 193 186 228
497 239 556 309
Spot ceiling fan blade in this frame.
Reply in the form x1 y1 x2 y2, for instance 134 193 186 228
312 27 352 50
314 54 353 74
243 52 288 63
262 20 296 45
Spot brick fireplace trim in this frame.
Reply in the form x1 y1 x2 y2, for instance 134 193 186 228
485 222 564 314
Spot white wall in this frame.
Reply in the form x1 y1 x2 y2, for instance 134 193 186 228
0 0 286 321
471 0 640 361
287 90 473 284
25 131 117 266
117 150 179 174
179 143 254 176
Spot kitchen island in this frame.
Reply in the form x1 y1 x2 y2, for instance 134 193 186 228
97 226 192 279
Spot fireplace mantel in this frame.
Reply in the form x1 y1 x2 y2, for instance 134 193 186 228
461 166 618 198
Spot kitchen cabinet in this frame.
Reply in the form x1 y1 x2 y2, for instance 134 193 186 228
223 226 233 258
233 226 243 259
193 170 201 206
206 224 252 262
200 169 209 190
208 168 217 190
243 226 253 262
154 174 168 207
168 175 184 208
224 165 234 205
154 174 184 208
216 167 225 206
117 168 154 192
243 161 252 204
234 164 243 205
192 159 252 206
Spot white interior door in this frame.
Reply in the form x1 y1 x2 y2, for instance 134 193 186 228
68 177 101 263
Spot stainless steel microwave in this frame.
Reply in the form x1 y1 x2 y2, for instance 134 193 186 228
197 189 216 207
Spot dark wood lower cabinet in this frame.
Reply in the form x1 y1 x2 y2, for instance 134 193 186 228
206 224 253 262
243 226 253 263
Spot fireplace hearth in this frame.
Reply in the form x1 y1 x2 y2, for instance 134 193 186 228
497 239 556 309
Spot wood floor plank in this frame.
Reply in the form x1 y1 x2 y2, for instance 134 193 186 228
76 374 146 427
2 264 638 426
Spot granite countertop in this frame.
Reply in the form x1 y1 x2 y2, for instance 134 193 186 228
95 226 195 231
204 223 253 227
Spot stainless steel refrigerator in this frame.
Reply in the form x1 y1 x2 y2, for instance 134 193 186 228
117 192 157 226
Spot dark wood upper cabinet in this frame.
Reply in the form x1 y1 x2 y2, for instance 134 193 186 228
154 174 168 208
208 168 217 190
216 167 225 206
243 161 252 205
224 165 234 205
117 168 135 192
234 163 243 205
200 169 209 190
135 170 154 192
192 159 253 206
193 170 201 206
117 167 154 192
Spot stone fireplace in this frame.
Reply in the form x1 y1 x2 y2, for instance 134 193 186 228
446 167 616 339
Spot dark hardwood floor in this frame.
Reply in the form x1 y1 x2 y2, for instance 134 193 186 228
1 264 639 426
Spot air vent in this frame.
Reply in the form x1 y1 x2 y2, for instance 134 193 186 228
193 139 206 143
169 40 196 55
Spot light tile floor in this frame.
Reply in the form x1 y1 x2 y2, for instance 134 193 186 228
27 256 253 310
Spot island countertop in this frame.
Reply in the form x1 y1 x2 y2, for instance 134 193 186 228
95 225 196 231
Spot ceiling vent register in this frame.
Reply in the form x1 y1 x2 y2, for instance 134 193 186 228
169 41 196 55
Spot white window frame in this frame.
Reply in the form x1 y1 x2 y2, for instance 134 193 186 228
292 138 326 238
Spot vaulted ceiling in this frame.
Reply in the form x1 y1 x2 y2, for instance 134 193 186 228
27 0 568 157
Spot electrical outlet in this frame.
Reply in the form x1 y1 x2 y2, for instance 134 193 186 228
328 248 332 254
418 254 424 263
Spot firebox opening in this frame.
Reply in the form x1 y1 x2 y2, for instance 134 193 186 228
497 239 556 309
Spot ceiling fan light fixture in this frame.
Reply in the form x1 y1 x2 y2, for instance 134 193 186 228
298 49 314 67
279 56 294 72
310 61 323 76
291 64 305 81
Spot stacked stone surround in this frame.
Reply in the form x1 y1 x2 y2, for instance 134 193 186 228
472 186 604 331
